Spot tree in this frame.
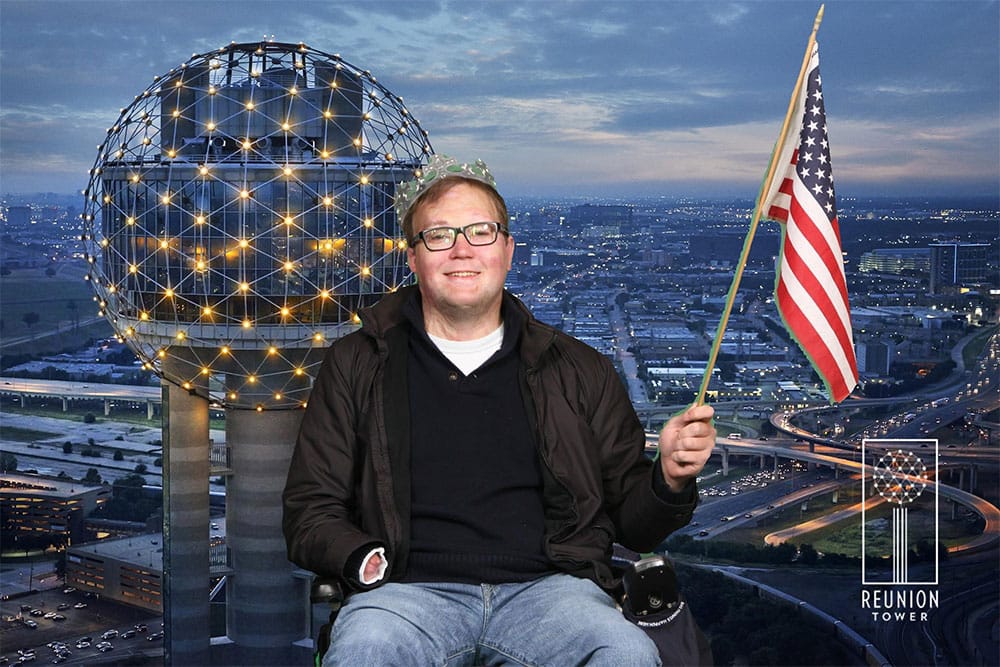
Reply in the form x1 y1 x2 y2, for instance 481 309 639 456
134 463 148 475
45 266 56 278
798 543 819 565
1 451 17 472
66 300 79 329
82 468 102 485
113 450 124 461
63 442 73 454
22 311 40 330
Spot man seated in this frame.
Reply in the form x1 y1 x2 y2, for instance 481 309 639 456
282 155 715 666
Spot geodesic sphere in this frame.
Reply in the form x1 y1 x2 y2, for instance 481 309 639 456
81 41 432 409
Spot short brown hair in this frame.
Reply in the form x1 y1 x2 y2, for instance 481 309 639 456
403 177 509 242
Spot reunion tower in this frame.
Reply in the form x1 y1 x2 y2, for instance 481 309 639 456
81 40 432 665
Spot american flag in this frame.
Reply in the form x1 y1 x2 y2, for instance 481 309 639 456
761 43 858 403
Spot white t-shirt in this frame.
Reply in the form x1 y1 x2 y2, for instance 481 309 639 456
428 323 505 376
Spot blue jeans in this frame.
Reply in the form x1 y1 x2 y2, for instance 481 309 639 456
323 573 660 666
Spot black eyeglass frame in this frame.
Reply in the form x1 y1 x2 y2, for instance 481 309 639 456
410 221 509 251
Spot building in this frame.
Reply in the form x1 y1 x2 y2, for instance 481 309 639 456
929 243 991 294
1 474 109 548
65 532 164 613
858 248 930 275
568 203 632 238
80 41 433 666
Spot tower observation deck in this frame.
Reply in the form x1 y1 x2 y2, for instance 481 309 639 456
82 40 433 410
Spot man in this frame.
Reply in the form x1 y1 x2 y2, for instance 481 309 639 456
283 155 715 666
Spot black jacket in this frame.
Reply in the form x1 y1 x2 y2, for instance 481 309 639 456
282 286 698 592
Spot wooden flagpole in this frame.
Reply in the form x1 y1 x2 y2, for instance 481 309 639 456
694 5 825 406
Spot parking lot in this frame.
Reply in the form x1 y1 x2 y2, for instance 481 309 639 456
1 587 161 664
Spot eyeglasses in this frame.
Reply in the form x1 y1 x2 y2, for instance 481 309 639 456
411 221 508 252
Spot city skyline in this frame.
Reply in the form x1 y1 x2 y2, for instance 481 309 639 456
1 0 998 200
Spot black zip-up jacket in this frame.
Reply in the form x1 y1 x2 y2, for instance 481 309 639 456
282 286 698 593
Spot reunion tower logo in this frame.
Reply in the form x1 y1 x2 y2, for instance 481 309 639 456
862 440 938 586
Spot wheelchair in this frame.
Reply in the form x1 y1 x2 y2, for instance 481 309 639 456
309 546 710 666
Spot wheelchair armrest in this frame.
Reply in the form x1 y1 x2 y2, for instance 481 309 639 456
310 577 345 606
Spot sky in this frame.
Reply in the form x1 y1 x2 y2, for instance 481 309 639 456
1 0 998 200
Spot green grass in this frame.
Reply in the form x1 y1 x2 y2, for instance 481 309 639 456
963 325 998 369
1 265 114 357
0 424 62 442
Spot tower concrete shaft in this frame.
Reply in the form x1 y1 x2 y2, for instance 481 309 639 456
161 360 211 665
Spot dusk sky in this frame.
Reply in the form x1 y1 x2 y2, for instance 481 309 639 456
1 0 998 200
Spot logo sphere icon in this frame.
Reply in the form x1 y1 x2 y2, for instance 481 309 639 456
872 449 928 505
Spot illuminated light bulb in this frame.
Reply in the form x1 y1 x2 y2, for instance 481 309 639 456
245 101 255 110
363 218 373 228
142 137 151 145
385 153 394 161
283 261 295 272
294 367 305 376
320 150 330 159
360 266 371 277
206 122 216 132
196 259 206 271
158 349 167 359
247 375 257 384
172 109 181 118
129 264 138 273
202 306 213 317
280 306 291 317
362 112 371 121
313 332 324 342
323 109 333 119
140 311 149 321
351 313 361 324
130 174 140 183
283 166 293 176
100 239 109 247
201 367 211 376
284 216 294 226
166 149 177 158
208 85 217 95
323 196 333 206
228 392 238 400
242 139 253 150
220 346 230 355
108 285 117 293
256 404 264 412
289 86 298 95
175 80 183 88
239 281 250 292
238 239 249 248
398 240 408 250
274 393 283 400
183 382 192 390
176 331 187 341
353 137 361 147
161 193 171 204
281 121 291 131
160 240 169 250
320 289 330 299
242 319 252 329
240 189 251 199
329 80 338 88
360 175 370 185
268 345 278 355
125 327 135 337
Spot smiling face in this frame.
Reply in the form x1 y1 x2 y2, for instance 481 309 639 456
406 179 514 340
